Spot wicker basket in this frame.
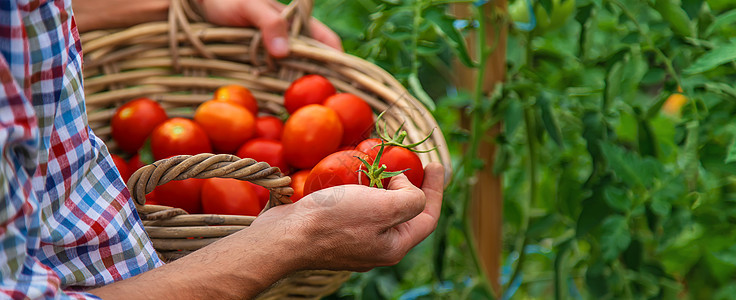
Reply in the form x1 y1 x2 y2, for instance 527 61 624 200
81 0 451 298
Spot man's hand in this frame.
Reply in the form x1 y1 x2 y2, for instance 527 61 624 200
250 162 445 272
73 0 342 58
89 163 444 299
200 0 343 57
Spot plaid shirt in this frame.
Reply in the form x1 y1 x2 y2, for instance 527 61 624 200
1 0 162 298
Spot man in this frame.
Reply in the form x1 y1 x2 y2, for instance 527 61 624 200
0 0 444 299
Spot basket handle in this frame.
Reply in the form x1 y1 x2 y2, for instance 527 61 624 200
128 153 293 220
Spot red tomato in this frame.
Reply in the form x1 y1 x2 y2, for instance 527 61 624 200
152 178 205 214
303 150 370 196
235 138 289 174
111 98 168 155
323 93 375 146
201 178 261 216
110 154 131 182
282 105 343 169
128 153 146 174
289 169 310 202
249 182 270 209
283 75 336 114
356 138 424 187
355 138 383 159
254 116 284 140
151 118 212 160
194 100 255 153
145 191 160 205
214 85 258 115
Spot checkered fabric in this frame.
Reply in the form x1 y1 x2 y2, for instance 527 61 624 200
1 0 162 298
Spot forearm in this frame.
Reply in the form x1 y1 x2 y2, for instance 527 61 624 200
72 0 169 32
88 227 304 300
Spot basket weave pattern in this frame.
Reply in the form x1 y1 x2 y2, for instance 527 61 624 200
81 0 451 298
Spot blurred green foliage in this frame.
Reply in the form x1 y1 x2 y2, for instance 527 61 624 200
312 0 736 299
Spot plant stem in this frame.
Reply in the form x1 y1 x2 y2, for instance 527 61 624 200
411 0 423 79
504 104 537 293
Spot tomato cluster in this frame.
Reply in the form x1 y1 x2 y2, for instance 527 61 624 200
109 75 430 217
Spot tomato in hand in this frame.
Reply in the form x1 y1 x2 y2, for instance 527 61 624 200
152 178 205 214
356 138 424 187
323 93 374 146
355 138 383 158
289 169 310 202
110 154 131 182
214 84 258 115
338 145 355 151
254 116 284 140
283 75 336 114
151 118 212 160
282 105 343 169
111 98 168 155
303 150 370 196
194 100 255 153
235 138 289 174
201 178 262 216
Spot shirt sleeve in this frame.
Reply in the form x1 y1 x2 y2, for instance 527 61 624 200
0 5 100 299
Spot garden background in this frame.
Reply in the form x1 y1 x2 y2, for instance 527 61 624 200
308 0 736 299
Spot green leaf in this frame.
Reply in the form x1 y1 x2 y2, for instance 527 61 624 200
576 180 612 237
653 0 695 37
538 95 564 147
622 238 643 270
704 82 736 99
705 9 736 36
139 139 154 165
527 214 559 238
600 215 632 261
575 3 594 25
637 116 659 158
600 142 662 187
425 8 476 68
408 73 436 111
585 261 610 297
492 145 509 175
604 186 630 212
684 42 736 74
539 0 554 16
726 137 736 163
554 239 572 300
603 50 628 110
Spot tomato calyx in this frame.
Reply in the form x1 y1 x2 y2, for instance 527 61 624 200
374 111 436 153
356 143 408 188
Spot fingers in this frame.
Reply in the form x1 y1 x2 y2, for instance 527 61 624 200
238 1 290 57
269 0 342 51
204 0 343 57
309 19 343 51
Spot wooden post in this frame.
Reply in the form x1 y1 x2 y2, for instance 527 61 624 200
451 1 507 296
